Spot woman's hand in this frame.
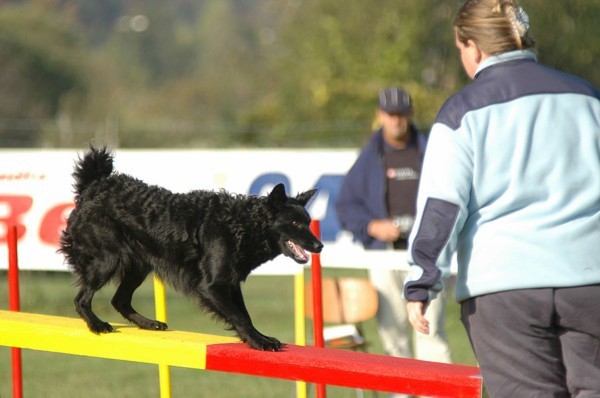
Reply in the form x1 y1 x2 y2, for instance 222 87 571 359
407 301 430 334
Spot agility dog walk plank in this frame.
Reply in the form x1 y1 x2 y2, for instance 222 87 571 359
0 311 482 397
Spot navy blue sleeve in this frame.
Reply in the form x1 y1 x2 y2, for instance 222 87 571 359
334 160 374 245
404 198 459 302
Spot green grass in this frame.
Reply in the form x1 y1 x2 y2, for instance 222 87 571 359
0 270 479 398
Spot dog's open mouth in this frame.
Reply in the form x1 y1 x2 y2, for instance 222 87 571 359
286 240 310 263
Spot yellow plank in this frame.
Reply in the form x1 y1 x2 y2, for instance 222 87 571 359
0 310 239 369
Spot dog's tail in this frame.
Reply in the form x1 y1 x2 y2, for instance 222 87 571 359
72 146 114 200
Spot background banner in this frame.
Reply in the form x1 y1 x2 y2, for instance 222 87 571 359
1 148 399 272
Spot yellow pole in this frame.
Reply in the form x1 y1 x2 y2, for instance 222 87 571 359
154 276 172 398
294 272 307 398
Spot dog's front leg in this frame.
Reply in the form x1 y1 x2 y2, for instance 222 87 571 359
230 284 283 351
204 283 282 351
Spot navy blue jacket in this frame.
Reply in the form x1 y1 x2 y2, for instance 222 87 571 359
335 126 427 249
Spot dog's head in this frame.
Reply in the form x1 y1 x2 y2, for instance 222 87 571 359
267 183 324 264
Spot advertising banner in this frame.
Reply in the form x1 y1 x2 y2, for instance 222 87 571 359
2 149 406 272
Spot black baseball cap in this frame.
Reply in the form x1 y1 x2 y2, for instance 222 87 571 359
378 87 413 114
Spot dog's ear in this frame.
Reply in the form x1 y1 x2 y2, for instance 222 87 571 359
295 188 317 207
267 183 288 207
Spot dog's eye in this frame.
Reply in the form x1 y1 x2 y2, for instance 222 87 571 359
291 221 300 228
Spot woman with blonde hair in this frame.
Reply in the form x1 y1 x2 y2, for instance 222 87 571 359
403 0 600 396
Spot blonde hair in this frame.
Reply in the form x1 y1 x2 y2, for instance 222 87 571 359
454 0 536 54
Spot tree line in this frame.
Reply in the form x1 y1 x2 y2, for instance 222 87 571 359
0 0 598 148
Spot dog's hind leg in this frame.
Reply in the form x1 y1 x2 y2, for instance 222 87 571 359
75 285 114 334
111 269 168 331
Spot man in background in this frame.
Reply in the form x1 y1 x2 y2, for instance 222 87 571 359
335 88 451 396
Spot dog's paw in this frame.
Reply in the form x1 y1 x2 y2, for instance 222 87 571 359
89 321 114 334
151 321 168 331
139 320 168 331
245 335 283 352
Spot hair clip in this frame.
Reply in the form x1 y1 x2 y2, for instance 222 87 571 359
509 6 530 37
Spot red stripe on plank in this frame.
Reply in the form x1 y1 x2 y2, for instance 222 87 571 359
206 343 481 397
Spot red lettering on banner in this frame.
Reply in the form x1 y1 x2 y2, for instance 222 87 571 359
39 203 74 245
0 195 33 242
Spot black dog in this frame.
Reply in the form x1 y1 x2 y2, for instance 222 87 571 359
59 147 323 351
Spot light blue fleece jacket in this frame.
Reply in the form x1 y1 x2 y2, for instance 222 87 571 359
404 50 600 302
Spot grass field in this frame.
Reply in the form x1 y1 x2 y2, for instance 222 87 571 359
0 269 479 398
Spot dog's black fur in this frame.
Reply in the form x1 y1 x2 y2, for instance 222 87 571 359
59 146 323 351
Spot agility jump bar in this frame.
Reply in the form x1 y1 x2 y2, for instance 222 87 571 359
0 310 481 397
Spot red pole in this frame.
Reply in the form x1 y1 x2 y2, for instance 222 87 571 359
7 225 23 398
309 220 326 398
309 220 324 347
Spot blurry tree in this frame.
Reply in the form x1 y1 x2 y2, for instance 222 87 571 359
60 0 125 46
0 4 90 147
0 0 598 148
272 0 460 146
526 0 599 86
271 0 599 146
111 0 290 148
129 1 196 83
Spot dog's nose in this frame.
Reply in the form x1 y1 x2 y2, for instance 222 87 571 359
311 240 324 253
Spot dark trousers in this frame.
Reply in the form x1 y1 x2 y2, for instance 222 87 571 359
461 285 600 398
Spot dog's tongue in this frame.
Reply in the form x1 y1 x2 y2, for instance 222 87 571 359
287 241 309 262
